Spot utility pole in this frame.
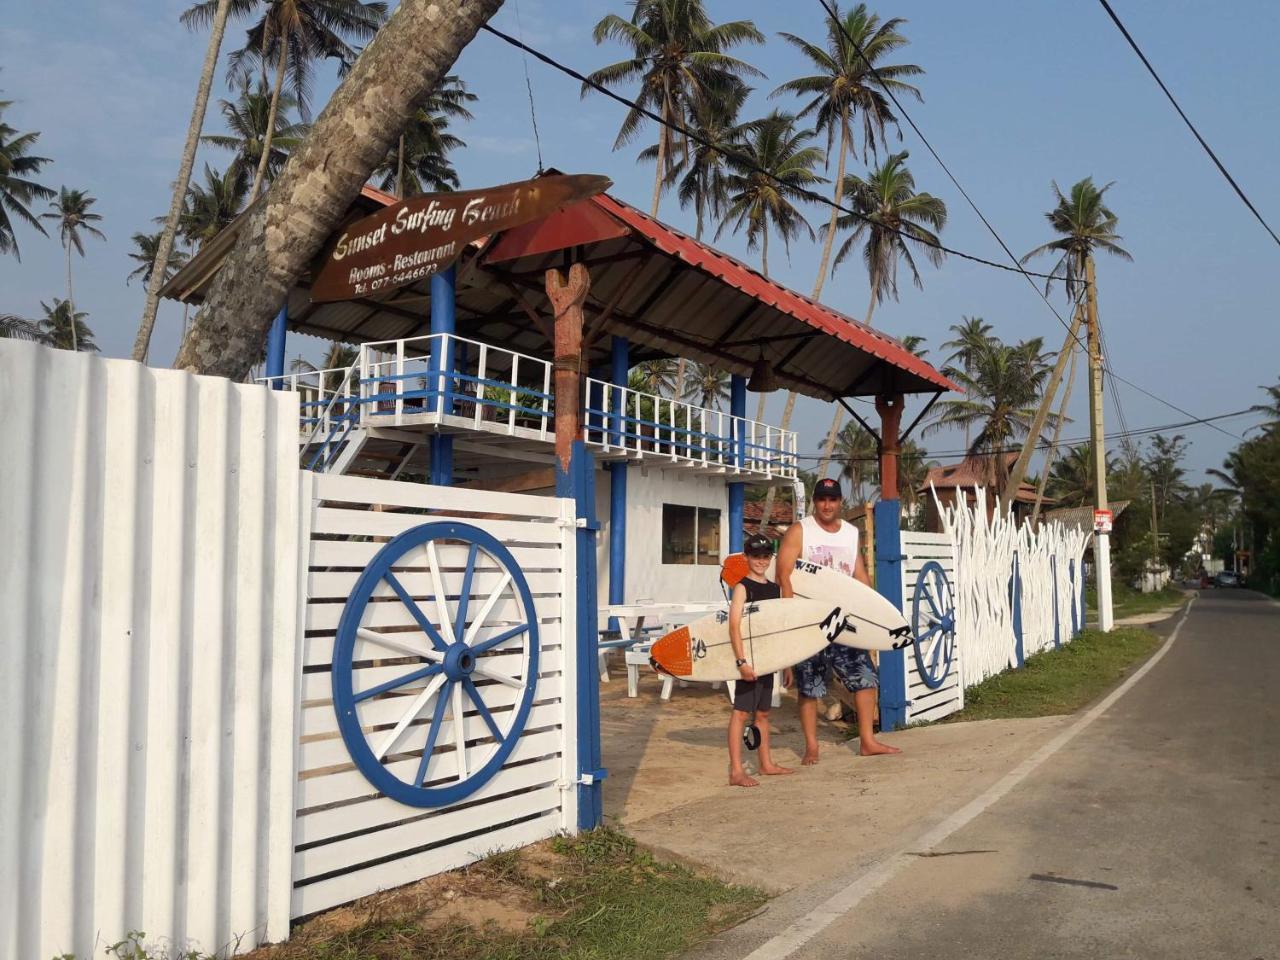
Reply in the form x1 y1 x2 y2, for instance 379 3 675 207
1150 480 1160 592
1086 254 1114 630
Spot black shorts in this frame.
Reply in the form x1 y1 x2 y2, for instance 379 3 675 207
732 673 775 714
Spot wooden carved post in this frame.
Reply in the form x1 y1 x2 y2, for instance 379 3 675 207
876 393 904 501
546 263 590 473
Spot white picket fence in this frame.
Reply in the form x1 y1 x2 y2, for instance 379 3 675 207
936 488 1089 687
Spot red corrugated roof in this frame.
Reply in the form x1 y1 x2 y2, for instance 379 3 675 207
590 192 959 395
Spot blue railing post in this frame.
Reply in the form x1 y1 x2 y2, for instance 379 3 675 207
429 266 456 484
556 441 605 830
1051 554 1061 648
874 498 908 730
728 374 746 552
608 338 629 630
266 304 287 389
1010 551 1024 667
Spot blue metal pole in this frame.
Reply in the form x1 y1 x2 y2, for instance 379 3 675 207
608 338 629 626
557 441 606 830
428 266 456 485
265 304 287 389
874 499 908 730
728 375 746 553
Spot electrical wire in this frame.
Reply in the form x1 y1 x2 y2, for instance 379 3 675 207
1095 0 1280 249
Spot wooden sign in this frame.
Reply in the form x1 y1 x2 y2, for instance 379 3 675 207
310 173 612 302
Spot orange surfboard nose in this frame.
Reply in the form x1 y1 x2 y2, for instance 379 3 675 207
721 553 749 588
649 626 693 677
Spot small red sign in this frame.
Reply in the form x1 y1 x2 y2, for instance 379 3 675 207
1093 509 1114 533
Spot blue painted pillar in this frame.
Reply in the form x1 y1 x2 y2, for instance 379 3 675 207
557 441 605 829
266 304 287 389
1010 552 1024 667
874 499 908 731
728 374 746 553
609 338 629 621
428 266 456 485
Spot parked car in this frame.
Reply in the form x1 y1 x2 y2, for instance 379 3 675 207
1214 570 1242 588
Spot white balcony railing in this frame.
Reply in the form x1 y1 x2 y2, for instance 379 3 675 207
582 377 798 479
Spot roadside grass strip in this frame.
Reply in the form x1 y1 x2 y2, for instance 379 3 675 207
1087 582 1187 620
941 627 1164 723
188 828 763 960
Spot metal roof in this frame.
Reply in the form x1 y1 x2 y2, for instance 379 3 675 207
162 178 959 401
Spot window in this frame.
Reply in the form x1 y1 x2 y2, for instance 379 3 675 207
662 504 721 565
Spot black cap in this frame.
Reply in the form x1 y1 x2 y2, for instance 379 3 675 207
744 533 774 556
813 478 842 499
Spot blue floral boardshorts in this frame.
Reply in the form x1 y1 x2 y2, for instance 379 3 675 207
793 644 878 699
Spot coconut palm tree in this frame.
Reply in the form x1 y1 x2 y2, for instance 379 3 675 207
833 420 879 503
584 0 764 217
202 78 309 186
215 0 389 200
685 362 731 410
135 0 234 362
1020 177 1132 299
0 99 56 260
941 316 993 376
773 1 922 302
37 298 98 352
631 358 679 397
127 231 190 287
180 164 250 248
717 111 825 278
0 313 48 342
372 76 476 196
41 188 105 352
1047 443 1116 509
1247 376 1280 432
928 335 1054 492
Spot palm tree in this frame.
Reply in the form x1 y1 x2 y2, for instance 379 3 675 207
773 1 922 302
1247 376 1280 431
717 111 825 278
1047 444 1116 509
833 420 879 503
631 358 679 397
941 316 993 376
584 0 764 217
1021 177 1132 299
135 0 235 362
372 76 477 196
0 99 56 259
898 438 934 514
41 188 105 352
1 313 48 342
180 164 249 248
127 231 190 287
831 150 946 324
37 299 98 352
685 362 731 409
215 0 389 200
928 335 1054 493
202 78 309 186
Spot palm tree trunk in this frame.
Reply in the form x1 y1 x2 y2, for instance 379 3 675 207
673 357 687 403
650 101 669 217
64 242 78 352
865 286 878 326
758 389 798 524
250 33 290 202
174 0 507 378
811 113 849 302
815 405 843 480
1030 337 1078 526
397 133 406 198
132 0 233 362
760 227 769 279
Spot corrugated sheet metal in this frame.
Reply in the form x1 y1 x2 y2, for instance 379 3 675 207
0 342 303 959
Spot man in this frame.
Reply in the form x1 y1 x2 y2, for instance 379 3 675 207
777 478 901 762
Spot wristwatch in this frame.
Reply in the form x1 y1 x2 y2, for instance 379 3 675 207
735 658 748 667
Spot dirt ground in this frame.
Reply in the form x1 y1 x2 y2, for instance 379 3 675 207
599 664 1071 894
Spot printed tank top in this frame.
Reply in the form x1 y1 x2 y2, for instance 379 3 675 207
800 515 860 578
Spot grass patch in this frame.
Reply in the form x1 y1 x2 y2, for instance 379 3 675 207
1087 583 1186 620
233 827 764 960
940 627 1163 723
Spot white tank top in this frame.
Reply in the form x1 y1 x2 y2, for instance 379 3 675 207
800 515 860 578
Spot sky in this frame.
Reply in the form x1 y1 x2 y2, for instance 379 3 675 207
3 0 1278 486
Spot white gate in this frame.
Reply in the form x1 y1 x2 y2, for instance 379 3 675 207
899 531 963 723
293 473 580 919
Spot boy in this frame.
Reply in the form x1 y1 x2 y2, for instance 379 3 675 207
727 533 795 787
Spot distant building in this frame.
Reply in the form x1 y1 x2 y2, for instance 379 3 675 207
920 453 1051 531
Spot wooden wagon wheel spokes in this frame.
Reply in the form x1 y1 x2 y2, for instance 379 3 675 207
333 521 540 808
910 561 957 690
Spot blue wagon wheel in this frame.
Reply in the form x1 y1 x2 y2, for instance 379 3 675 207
332 521 539 808
910 560 957 689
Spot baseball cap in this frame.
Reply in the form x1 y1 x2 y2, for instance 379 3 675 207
813 478 843 500
744 533 774 556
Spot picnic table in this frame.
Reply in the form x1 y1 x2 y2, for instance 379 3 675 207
598 601 724 699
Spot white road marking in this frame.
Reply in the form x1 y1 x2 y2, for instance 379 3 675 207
745 598 1198 960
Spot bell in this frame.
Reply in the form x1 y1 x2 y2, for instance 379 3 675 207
747 350 778 393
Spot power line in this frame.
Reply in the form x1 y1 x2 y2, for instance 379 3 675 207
480 22 1071 283
1095 0 1280 249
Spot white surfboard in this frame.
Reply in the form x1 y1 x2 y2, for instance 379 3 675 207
648 597 838 682
721 554 913 652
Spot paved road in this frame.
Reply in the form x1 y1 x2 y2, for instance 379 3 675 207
698 590 1280 960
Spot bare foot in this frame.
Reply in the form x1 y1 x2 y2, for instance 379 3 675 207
760 764 794 776
729 771 760 787
858 740 902 756
801 750 820 766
